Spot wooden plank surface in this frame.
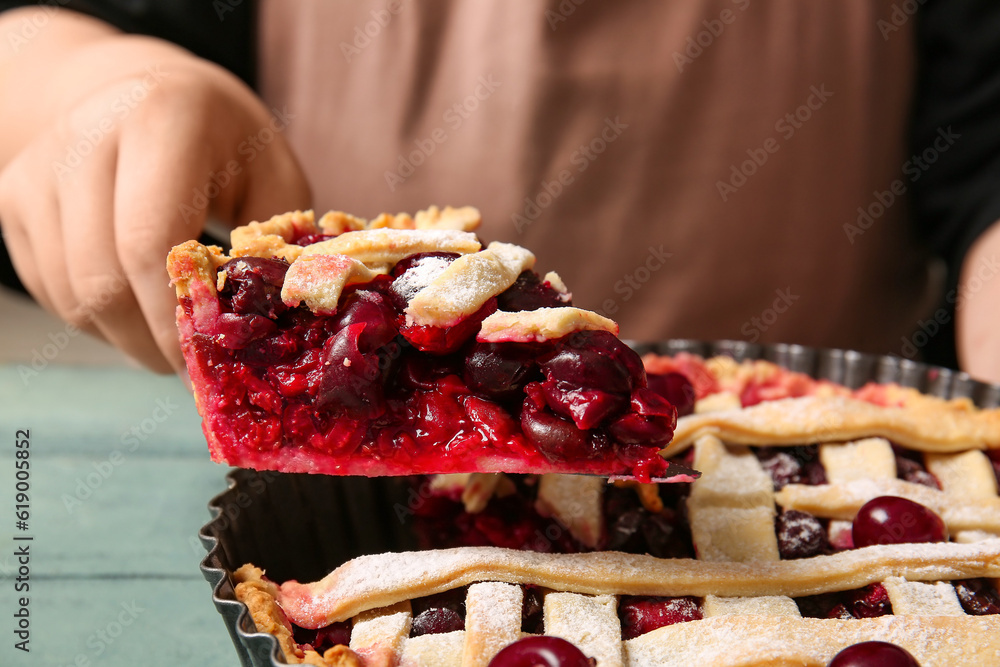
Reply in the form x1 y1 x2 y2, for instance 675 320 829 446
0 365 238 666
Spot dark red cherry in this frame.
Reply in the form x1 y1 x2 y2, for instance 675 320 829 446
219 256 289 318
776 510 830 560
521 407 601 462
521 585 545 634
851 496 948 548
389 252 461 307
410 608 464 636
312 621 351 650
895 455 940 489
646 372 695 417
315 323 385 417
211 312 277 348
487 636 592 667
828 642 920 667
464 342 540 401
608 389 677 446
954 578 1000 615
497 270 569 311
618 596 701 640
538 346 631 429
333 289 398 352
294 232 335 246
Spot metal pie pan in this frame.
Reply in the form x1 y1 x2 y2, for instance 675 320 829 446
198 340 1000 667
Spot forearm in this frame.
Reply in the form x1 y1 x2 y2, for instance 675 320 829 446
0 6 200 167
956 219 1000 383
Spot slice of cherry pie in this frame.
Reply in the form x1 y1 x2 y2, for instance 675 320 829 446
230 355 1000 666
167 207 685 481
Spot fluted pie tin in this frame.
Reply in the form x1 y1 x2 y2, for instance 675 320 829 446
198 340 1000 667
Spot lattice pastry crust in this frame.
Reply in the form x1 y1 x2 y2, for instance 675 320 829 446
236 539 1000 666
229 356 1000 665
168 206 600 337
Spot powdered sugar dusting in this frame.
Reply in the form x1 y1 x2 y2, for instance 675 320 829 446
463 582 522 666
545 593 624 667
666 395 1000 457
392 256 453 302
774 478 1000 533
623 615 1000 666
276 541 1000 627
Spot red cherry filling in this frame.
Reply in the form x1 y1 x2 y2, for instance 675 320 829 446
497 270 570 311
521 585 545 634
220 257 290 318
851 497 948 548
776 509 831 560
646 372 696 417
182 254 677 478
797 584 892 619
411 608 464 636
893 448 940 489
488 636 593 667
294 232 336 245
828 642 920 667
292 620 351 653
756 445 826 490
953 578 1000 615
464 342 543 402
618 596 701 640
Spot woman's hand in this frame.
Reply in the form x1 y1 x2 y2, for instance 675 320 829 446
0 8 311 373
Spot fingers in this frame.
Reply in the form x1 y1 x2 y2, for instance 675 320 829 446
58 133 174 372
236 119 312 225
0 137 103 340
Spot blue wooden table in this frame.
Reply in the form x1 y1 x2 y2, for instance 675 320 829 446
0 364 239 666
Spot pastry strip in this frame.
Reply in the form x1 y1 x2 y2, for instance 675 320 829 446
622 615 1000 667
544 593 624 667
405 242 534 327
665 396 1000 457
349 602 411 667
477 307 618 343
276 542 1000 628
774 478 1000 533
461 582 522 667
301 228 481 266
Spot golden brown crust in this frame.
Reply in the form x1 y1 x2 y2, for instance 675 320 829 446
624 615 1000 667
318 211 367 235
233 565 305 664
477 307 618 343
300 228 481 265
774 478 1000 533
405 242 535 327
166 241 226 299
277 541 1000 627
231 234 305 262
665 395 1000 458
414 205 482 231
231 210 317 252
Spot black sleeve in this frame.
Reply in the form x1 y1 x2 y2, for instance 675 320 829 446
910 0 1000 368
0 0 256 87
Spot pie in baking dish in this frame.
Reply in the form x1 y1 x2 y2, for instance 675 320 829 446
231 355 1000 666
167 207 688 481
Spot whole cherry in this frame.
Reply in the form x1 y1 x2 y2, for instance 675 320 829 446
487 636 593 667
828 641 920 667
851 496 948 548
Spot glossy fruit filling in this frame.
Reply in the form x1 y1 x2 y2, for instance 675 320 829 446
179 255 678 479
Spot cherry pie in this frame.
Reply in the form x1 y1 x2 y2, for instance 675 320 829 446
231 354 1000 666
167 207 685 481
